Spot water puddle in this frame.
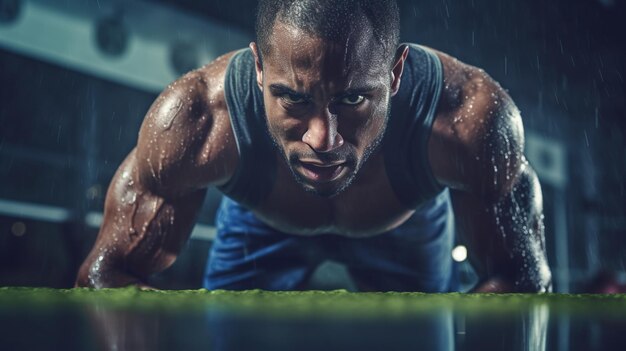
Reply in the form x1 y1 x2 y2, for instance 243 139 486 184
0 287 624 350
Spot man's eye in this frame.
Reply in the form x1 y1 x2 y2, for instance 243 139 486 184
281 93 306 104
340 94 364 105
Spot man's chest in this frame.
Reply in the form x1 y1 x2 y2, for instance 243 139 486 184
251 152 416 237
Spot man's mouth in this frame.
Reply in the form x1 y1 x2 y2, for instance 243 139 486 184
298 161 345 182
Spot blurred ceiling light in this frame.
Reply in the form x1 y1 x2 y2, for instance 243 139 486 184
95 11 129 57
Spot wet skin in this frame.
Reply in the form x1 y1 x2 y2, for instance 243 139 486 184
76 21 551 293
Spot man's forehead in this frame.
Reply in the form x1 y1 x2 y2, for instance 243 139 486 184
264 22 388 86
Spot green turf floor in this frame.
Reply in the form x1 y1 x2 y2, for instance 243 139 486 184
1 287 625 316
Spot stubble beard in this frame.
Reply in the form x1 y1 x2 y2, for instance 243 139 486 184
266 107 390 198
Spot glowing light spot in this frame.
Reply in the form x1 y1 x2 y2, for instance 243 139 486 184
452 245 468 262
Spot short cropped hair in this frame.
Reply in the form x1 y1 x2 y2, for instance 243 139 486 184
255 0 400 64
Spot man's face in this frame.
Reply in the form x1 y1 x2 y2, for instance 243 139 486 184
253 21 401 197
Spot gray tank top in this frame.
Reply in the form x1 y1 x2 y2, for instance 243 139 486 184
218 44 444 209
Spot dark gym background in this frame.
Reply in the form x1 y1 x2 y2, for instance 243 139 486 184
0 0 624 293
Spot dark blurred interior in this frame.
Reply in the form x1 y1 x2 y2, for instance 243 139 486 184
0 0 624 293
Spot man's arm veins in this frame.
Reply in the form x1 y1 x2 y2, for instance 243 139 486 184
428 50 552 292
76 52 238 287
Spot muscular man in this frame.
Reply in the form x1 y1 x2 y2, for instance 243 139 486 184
76 0 552 293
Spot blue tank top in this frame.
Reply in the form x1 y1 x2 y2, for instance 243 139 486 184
217 44 444 209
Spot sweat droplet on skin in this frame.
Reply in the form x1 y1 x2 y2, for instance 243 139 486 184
163 100 184 130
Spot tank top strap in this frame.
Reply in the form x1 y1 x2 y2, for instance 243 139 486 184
383 44 445 209
217 49 276 209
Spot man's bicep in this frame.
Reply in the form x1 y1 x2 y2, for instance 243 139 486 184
429 56 525 197
134 70 236 195
95 73 213 274
113 72 222 271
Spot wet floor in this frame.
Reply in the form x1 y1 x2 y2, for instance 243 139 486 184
0 288 625 350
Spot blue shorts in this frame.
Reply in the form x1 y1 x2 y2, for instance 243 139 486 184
203 189 458 292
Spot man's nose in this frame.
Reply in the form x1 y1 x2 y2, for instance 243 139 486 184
302 108 344 153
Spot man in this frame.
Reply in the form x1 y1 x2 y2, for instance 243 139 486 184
76 0 552 293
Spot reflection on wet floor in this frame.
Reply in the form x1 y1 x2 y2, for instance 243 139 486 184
0 288 625 350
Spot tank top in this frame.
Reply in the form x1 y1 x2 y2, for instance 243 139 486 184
217 44 444 210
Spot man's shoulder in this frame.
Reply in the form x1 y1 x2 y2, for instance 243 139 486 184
189 49 242 110
427 49 499 112
134 50 243 192
429 48 518 141
426 49 524 192
400 45 509 119
148 49 241 125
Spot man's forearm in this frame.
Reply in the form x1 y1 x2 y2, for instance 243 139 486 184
491 167 552 292
452 166 552 293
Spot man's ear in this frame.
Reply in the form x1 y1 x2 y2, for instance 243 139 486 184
249 42 263 90
390 45 409 96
